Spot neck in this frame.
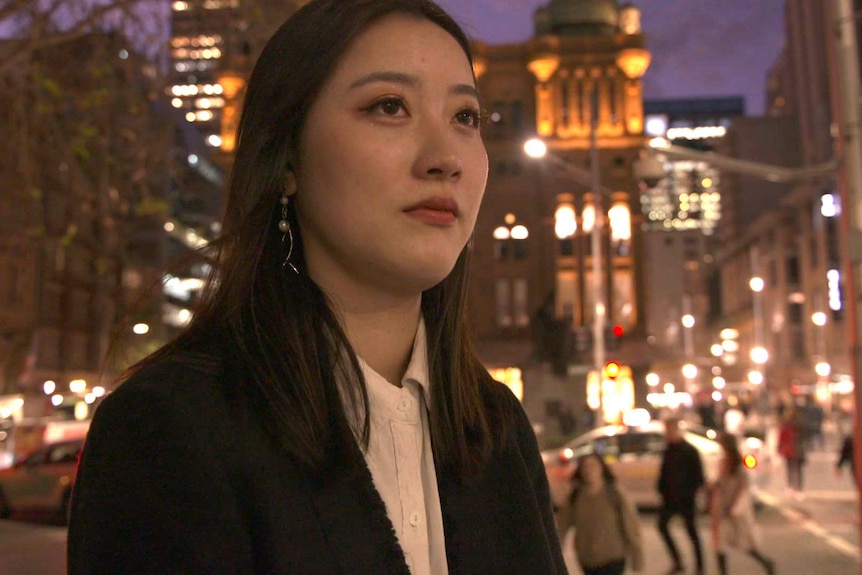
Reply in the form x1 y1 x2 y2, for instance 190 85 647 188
337 295 422 386
585 481 604 493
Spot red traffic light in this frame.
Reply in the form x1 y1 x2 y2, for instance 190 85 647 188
604 361 621 379
612 324 624 338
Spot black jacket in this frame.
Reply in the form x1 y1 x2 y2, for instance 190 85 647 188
657 439 704 508
67 356 565 574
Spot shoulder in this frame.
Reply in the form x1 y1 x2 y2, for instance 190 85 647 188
481 379 530 434
91 351 244 440
109 354 229 410
683 440 700 454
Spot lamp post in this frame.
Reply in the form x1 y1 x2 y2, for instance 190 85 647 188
812 309 831 410
525 90 608 425
748 269 768 409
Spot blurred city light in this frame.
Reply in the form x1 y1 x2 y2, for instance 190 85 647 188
69 379 87 393
749 276 765 292
750 346 769 364
523 138 547 159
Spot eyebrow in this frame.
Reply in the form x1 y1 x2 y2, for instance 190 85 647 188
348 71 479 100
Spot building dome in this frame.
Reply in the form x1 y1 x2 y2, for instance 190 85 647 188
536 0 621 36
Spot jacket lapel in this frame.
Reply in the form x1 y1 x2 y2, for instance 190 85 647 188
308 442 411 575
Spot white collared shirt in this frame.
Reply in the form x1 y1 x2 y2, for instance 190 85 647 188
355 318 448 575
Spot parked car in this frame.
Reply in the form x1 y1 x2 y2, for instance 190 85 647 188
0 438 84 524
542 417 758 510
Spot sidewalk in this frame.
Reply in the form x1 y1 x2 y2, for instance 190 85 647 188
560 504 860 574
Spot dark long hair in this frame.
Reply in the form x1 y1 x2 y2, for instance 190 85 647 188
123 0 501 479
568 453 618 505
718 432 743 475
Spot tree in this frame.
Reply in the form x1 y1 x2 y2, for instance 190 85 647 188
0 0 166 75
0 1 172 396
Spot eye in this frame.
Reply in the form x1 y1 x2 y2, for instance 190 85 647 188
367 96 408 117
454 107 482 129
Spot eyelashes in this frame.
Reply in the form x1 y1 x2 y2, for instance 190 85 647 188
363 96 483 130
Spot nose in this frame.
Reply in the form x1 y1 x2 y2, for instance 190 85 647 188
413 125 463 181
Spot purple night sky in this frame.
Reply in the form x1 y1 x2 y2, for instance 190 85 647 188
435 0 786 116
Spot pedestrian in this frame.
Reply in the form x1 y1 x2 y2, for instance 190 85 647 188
836 433 856 483
657 417 706 575
723 401 746 439
709 433 776 574
66 1 567 573
556 453 644 575
777 408 807 495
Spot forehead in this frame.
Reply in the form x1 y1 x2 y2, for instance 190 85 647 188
325 13 474 88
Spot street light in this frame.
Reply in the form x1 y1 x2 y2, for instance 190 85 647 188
748 268 767 404
525 95 609 425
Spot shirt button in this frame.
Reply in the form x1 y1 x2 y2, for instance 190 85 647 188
409 512 421 526
398 398 411 411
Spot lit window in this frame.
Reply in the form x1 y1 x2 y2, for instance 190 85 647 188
608 202 631 241
554 204 576 239
513 278 529 326
510 225 529 240
495 279 512 327
582 204 595 233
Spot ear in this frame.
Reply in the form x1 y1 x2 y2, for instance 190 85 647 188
284 170 298 197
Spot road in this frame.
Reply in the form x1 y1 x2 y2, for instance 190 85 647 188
0 447 859 574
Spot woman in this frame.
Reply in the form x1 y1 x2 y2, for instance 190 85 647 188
556 453 644 575
709 433 776 575
777 408 806 494
66 1 566 573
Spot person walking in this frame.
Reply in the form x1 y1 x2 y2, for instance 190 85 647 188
709 433 776 574
657 417 706 575
777 408 807 495
836 433 856 483
557 453 644 575
66 1 567 573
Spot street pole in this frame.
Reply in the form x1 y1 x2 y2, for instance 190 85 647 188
589 85 606 425
827 0 862 522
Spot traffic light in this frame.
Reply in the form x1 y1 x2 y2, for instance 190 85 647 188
606 324 624 351
604 360 621 380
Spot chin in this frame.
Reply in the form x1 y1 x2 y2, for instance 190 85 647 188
401 257 459 293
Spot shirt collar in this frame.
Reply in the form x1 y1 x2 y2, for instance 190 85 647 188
401 315 430 399
355 316 431 404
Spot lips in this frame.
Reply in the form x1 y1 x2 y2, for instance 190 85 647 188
403 197 459 226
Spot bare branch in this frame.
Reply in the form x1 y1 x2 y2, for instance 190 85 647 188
0 0 163 75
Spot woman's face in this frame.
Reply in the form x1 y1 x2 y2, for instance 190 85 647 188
293 14 488 304
579 455 604 486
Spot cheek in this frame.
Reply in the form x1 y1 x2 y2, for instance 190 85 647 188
462 149 488 220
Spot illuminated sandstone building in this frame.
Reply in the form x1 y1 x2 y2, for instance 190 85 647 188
469 0 651 426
